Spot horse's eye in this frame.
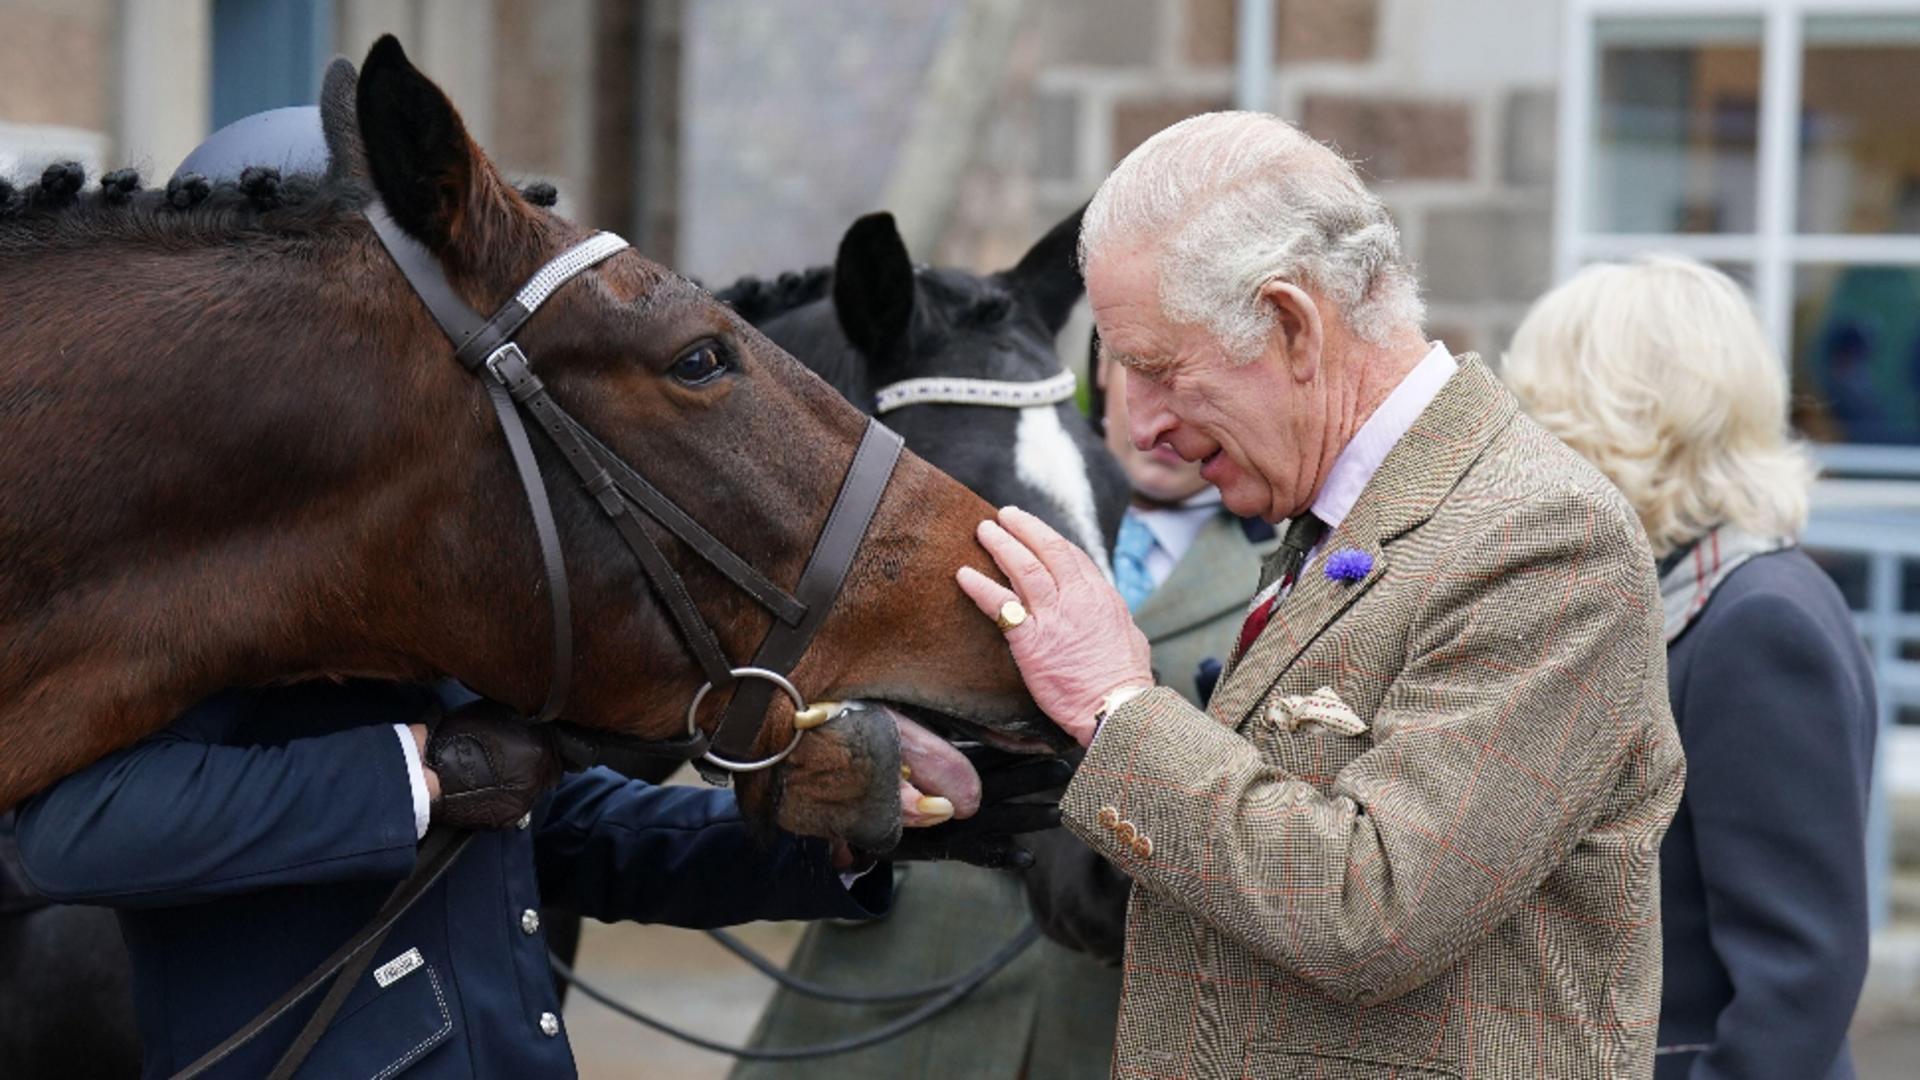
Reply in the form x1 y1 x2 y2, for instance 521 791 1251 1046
669 342 729 386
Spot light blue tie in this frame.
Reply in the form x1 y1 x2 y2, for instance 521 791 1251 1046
1114 513 1157 612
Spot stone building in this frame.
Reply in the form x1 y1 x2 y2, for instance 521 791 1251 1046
0 0 679 255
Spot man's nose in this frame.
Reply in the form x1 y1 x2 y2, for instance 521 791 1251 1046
1123 368 1174 452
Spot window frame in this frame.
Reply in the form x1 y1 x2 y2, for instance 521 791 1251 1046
1557 0 1920 477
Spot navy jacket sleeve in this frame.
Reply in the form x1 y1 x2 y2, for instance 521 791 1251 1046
1681 589 1874 1080
532 768 889 927
13 691 419 908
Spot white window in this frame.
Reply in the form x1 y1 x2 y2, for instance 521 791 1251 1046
1558 0 1920 476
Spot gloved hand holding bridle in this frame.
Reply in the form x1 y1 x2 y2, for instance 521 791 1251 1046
419 701 565 831
874 745 1074 870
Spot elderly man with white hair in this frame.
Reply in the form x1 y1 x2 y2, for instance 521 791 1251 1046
956 112 1686 1078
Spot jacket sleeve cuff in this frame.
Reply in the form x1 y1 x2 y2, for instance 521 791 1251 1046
1061 686 1231 876
392 724 431 841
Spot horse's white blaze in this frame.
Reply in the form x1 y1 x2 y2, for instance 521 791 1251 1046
1013 405 1115 582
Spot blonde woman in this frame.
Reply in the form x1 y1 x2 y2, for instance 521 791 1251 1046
1506 254 1877 1080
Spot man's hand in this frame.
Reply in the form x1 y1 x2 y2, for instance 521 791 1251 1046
956 506 1154 746
417 702 563 830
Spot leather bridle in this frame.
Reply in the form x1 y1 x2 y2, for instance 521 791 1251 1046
168 208 905 1080
364 203 904 781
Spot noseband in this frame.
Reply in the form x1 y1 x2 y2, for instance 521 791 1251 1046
873 369 1077 414
365 205 903 781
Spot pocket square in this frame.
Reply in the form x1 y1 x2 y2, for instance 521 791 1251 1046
1267 686 1368 737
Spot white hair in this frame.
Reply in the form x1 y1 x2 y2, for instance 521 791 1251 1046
1080 111 1424 358
1503 254 1816 556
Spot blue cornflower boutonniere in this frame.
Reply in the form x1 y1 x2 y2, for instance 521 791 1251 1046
1325 548 1373 582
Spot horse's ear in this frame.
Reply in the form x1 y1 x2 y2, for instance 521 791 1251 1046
833 212 916 359
319 57 366 182
1004 203 1087 332
355 35 495 254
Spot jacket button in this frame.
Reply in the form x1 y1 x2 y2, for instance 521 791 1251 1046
1096 806 1120 828
539 1011 561 1037
516 812 532 830
521 908 541 935
1132 835 1153 859
1115 820 1138 844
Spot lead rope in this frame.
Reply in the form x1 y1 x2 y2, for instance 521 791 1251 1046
169 826 473 1080
549 923 1039 1061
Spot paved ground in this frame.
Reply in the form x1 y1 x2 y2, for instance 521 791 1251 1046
565 919 1920 1079
566 920 801 1080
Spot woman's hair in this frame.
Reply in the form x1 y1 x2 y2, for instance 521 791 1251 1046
1080 111 1423 359
1503 254 1816 556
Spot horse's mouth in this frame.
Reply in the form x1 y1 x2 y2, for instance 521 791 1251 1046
866 699 1071 755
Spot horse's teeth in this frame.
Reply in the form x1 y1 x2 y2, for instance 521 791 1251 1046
901 765 912 779
914 796 954 823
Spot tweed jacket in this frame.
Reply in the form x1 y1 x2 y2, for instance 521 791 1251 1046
732 508 1273 1080
1061 358 1685 1079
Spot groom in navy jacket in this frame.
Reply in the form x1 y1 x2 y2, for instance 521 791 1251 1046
14 679 888 1079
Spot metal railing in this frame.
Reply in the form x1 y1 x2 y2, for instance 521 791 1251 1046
1802 502 1920 928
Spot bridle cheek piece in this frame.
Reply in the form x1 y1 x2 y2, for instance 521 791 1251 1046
364 202 903 783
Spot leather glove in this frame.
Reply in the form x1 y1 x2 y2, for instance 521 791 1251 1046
877 746 1075 870
425 701 563 831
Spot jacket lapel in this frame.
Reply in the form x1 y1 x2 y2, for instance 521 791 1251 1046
1209 356 1518 729
1134 513 1276 644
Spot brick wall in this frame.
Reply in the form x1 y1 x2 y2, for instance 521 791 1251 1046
938 0 1563 361
0 0 114 135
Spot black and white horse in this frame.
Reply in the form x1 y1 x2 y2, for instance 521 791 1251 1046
718 209 1127 576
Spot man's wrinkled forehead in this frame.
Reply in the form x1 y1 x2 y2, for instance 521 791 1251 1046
1087 248 1179 377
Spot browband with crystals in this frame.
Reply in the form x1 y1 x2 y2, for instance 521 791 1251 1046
874 369 1077 414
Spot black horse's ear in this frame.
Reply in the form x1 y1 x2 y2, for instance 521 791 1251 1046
1005 203 1087 332
356 35 483 253
833 212 916 359
319 57 366 182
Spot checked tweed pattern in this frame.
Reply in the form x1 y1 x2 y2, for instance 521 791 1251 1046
1061 359 1685 1079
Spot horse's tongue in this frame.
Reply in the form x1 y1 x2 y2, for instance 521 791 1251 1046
887 710 982 820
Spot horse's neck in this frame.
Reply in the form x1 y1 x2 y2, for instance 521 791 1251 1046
0 244 540 808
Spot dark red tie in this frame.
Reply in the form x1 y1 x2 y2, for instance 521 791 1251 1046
1236 514 1327 655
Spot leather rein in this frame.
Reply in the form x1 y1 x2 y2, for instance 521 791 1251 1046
366 203 904 782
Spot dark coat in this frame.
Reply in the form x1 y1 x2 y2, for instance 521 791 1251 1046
13 680 886 1080
1655 548 1876 1080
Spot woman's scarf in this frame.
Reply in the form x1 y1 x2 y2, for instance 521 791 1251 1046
1658 525 1791 642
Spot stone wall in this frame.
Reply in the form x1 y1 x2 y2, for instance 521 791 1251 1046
939 0 1565 361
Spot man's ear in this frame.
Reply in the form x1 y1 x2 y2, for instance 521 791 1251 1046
833 212 916 360
355 35 510 257
1259 279 1324 384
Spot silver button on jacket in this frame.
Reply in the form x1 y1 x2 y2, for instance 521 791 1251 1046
520 908 541 935
539 1011 560 1037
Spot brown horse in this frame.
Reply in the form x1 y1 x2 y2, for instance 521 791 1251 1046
0 38 1048 851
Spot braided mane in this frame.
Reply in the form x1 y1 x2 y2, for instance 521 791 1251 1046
0 160 557 254
712 266 834 323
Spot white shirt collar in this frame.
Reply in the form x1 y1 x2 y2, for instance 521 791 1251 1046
1310 343 1458 531
1131 503 1212 562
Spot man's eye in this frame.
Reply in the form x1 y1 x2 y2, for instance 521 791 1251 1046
669 342 728 386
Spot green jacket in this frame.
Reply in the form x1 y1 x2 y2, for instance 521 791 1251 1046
731 511 1274 1079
